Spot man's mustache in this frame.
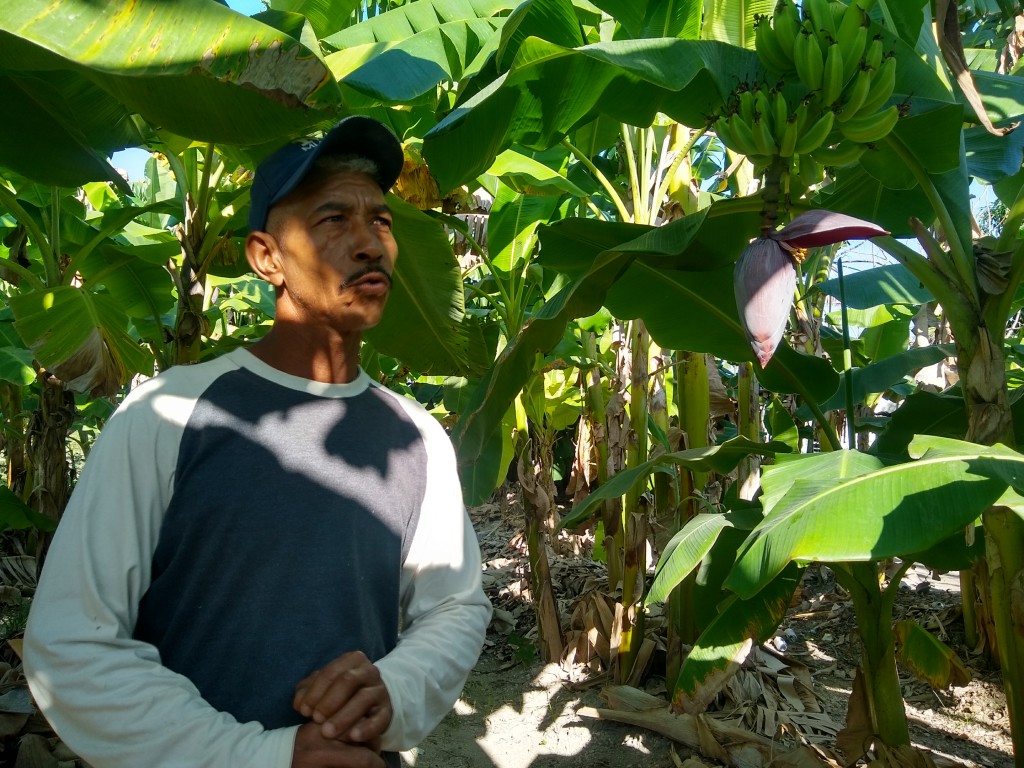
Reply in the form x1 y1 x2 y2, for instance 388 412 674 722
342 265 393 289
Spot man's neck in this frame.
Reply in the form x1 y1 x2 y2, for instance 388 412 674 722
247 327 362 384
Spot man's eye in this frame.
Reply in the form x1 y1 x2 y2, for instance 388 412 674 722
375 217 393 229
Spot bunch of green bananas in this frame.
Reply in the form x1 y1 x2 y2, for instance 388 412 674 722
714 0 902 190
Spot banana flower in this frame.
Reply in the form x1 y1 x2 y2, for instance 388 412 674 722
735 210 889 368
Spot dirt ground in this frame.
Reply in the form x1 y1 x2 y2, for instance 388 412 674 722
403 503 1015 768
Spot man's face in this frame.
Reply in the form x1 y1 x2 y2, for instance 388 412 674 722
264 169 398 335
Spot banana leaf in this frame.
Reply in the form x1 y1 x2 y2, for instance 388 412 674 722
726 436 1024 599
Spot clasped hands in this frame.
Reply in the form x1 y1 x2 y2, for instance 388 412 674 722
290 651 393 768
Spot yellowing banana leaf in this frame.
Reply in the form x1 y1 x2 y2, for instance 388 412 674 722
726 437 1024 599
894 620 971 689
0 0 339 179
673 563 801 713
10 286 153 395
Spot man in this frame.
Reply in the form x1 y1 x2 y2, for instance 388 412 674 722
24 116 492 768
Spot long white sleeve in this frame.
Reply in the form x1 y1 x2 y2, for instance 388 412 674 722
373 401 492 752
24 376 297 768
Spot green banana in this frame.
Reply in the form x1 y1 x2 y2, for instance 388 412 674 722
821 43 845 106
756 17 794 74
728 113 763 156
857 54 896 116
738 89 757 126
837 67 872 121
755 89 774 135
798 152 825 187
835 2 866 79
806 0 837 45
752 114 779 155
773 90 790 136
840 26 867 85
794 29 824 92
778 116 800 157
773 0 800 61
794 110 835 154
838 104 899 143
864 37 883 70
714 117 744 155
811 139 866 166
794 100 811 134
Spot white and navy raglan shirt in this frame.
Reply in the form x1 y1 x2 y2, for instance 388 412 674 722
24 348 491 768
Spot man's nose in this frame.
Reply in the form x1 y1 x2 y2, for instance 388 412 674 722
351 220 384 262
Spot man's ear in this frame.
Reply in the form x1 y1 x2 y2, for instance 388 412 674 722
246 232 285 288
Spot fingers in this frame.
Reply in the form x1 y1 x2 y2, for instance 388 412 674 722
291 723 386 768
293 651 393 743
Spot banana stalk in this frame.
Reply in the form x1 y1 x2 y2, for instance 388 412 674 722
614 320 651 683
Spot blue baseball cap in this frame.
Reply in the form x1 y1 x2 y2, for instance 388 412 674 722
248 116 404 233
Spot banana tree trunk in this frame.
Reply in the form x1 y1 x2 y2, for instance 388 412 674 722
1 384 27 497
965 282 1024 764
836 562 911 749
983 506 1024 767
26 374 75 548
959 326 1013 446
517 446 564 663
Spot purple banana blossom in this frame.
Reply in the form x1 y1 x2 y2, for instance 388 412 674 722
735 210 889 368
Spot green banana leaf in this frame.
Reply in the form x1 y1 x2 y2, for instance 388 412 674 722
585 0 645 38
700 0 771 48
0 0 339 188
559 436 789 530
488 183 560 270
873 391 968 457
673 563 801 713
327 18 504 104
815 263 934 308
423 37 762 190
496 0 584 72
726 436 1024 599
0 346 35 387
323 0 515 47
365 195 474 375
0 486 56 533
451 249 635 504
816 344 955 413
965 121 1024 183
267 0 363 40
605 261 840 403
486 149 588 197
644 0 701 39
646 511 733 605
0 71 138 190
